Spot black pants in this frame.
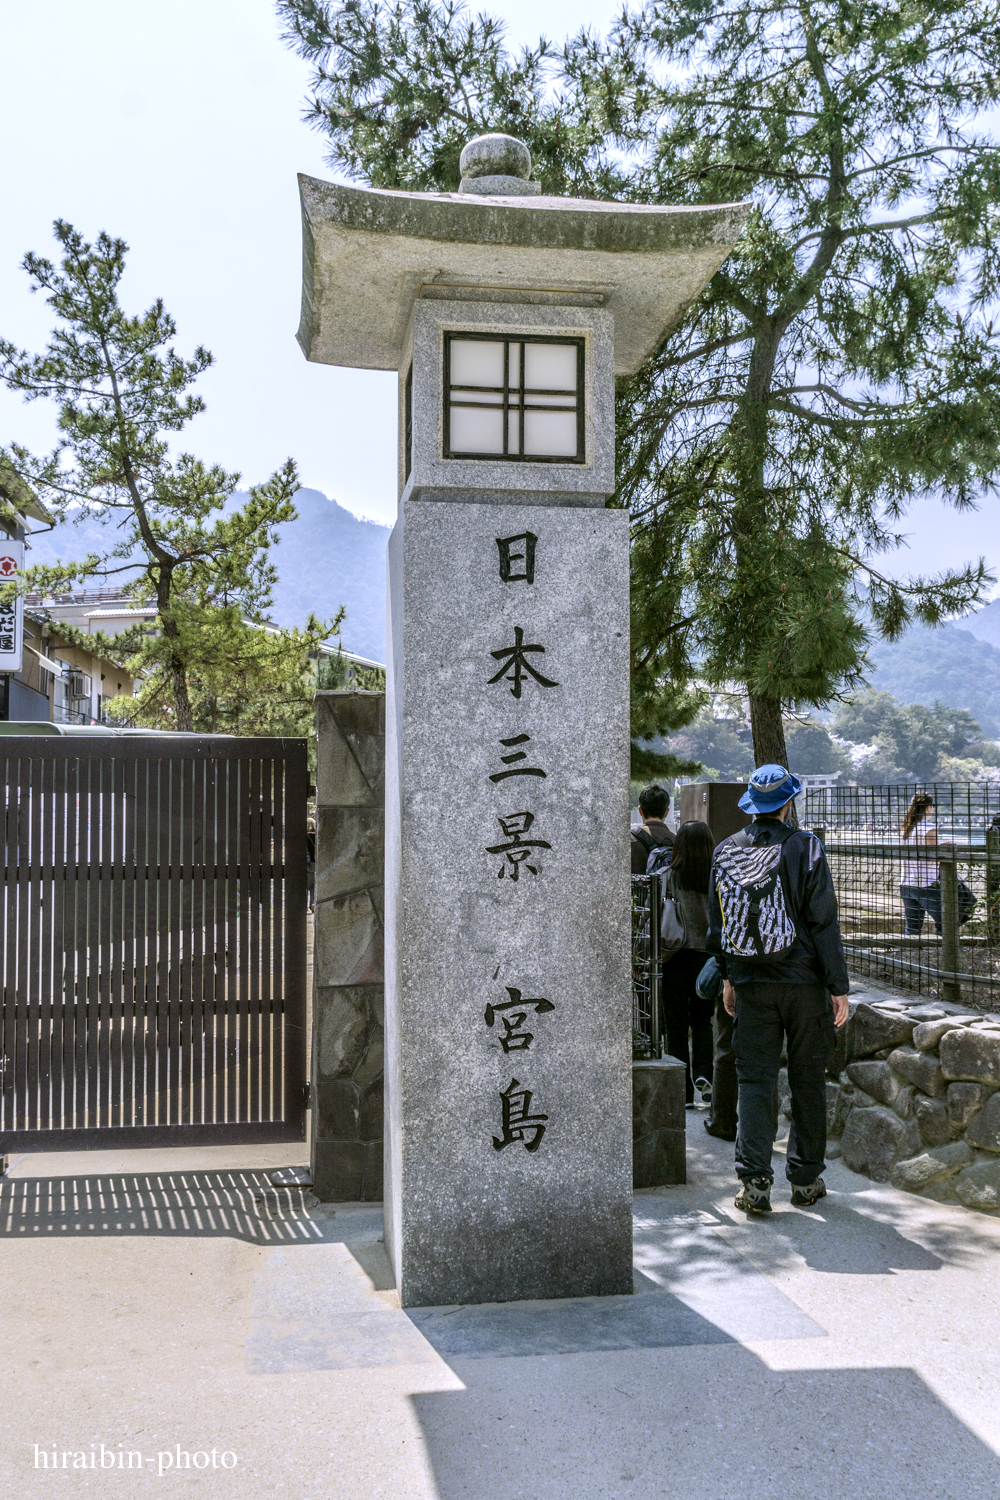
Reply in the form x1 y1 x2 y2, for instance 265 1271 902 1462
709 997 738 1135
662 949 713 1102
710 997 779 1139
733 982 835 1186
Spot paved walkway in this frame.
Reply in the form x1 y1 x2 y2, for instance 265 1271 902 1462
3 1114 1000 1498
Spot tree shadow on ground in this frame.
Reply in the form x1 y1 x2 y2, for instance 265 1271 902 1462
700 1198 946 1276
681 1116 1000 1277
688 1188 1000 1278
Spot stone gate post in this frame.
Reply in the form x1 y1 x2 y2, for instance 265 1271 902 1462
311 689 385 1201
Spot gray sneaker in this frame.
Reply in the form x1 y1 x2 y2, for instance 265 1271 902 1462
734 1176 772 1214
790 1178 827 1207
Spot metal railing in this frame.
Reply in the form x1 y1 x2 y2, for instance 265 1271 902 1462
631 873 664 1057
803 783 1000 1009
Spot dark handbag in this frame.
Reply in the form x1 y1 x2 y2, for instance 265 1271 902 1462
928 877 977 924
659 870 687 954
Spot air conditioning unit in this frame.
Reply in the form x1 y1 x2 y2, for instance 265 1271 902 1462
65 670 92 701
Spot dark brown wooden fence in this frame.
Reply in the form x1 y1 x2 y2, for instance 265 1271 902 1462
0 736 308 1150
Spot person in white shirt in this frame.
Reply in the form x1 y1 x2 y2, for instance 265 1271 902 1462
899 792 940 935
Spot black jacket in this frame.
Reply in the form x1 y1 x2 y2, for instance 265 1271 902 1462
706 817 849 993
631 818 674 875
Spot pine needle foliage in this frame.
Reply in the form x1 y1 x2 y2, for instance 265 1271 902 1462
0 221 344 733
278 0 1000 771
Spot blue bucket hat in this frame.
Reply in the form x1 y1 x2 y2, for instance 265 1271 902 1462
738 763 803 815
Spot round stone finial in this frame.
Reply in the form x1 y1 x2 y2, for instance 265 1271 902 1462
457 134 541 197
460 133 531 182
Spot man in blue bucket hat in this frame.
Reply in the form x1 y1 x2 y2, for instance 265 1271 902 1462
706 764 849 1214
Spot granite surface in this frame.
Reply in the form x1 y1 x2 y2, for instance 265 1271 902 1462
296 173 749 374
459 133 532 180
384 500 632 1305
460 174 542 196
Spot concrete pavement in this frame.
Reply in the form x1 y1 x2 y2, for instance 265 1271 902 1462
2 1114 999 1498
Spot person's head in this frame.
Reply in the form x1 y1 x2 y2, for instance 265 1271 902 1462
669 820 715 893
902 792 934 839
638 783 669 822
737 764 802 820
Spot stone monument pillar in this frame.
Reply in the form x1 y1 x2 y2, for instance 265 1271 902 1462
296 136 747 1306
311 689 385 1203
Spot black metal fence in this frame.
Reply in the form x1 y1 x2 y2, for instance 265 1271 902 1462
803 782 1000 1009
1 736 309 1150
631 873 664 1057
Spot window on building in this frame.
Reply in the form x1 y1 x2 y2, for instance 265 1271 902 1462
444 334 584 462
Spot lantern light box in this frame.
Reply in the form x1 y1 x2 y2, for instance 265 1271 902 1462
445 334 584 462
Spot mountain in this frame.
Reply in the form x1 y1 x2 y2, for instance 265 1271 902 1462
266 490 389 660
865 621 1000 736
24 488 391 662
959 597 1000 652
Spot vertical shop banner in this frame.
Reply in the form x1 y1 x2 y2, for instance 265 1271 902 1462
0 541 24 674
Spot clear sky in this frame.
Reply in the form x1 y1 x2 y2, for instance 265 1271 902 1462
1 0 996 596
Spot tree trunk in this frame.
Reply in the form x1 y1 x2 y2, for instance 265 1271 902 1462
156 570 193 732
747 692 798 827
171 662 193 732
748 692 788 766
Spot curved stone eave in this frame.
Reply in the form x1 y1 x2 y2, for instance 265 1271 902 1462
295 173 751 376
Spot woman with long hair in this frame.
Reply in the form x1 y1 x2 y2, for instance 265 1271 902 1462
661 820 716 1105
899 791 940 935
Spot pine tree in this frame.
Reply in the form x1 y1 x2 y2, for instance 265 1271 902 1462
278 0 1000 769
0 221 344 732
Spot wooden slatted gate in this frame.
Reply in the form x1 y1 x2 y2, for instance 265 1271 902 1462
0 736 308 1150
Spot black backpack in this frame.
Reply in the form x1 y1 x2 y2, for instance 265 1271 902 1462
633 826 671 864
645 842 675 877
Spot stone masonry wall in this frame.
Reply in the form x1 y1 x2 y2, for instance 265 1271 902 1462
800 994 1000 1212
311 690 385 1202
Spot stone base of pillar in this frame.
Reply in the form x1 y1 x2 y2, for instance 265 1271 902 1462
632 1057 687 1188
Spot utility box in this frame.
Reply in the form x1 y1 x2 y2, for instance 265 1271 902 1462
679 782 751 846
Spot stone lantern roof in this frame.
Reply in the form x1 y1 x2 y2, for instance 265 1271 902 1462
296 140 749 375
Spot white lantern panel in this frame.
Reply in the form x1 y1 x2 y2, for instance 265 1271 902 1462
523 409 579 457
443 333 583 460
524 342 578 392
449 404 505 454
450 339 505 388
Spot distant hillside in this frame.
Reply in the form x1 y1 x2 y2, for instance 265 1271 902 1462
960 597 1000 652
267 489 389 660
865 621 1000 736
25 488 390 662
